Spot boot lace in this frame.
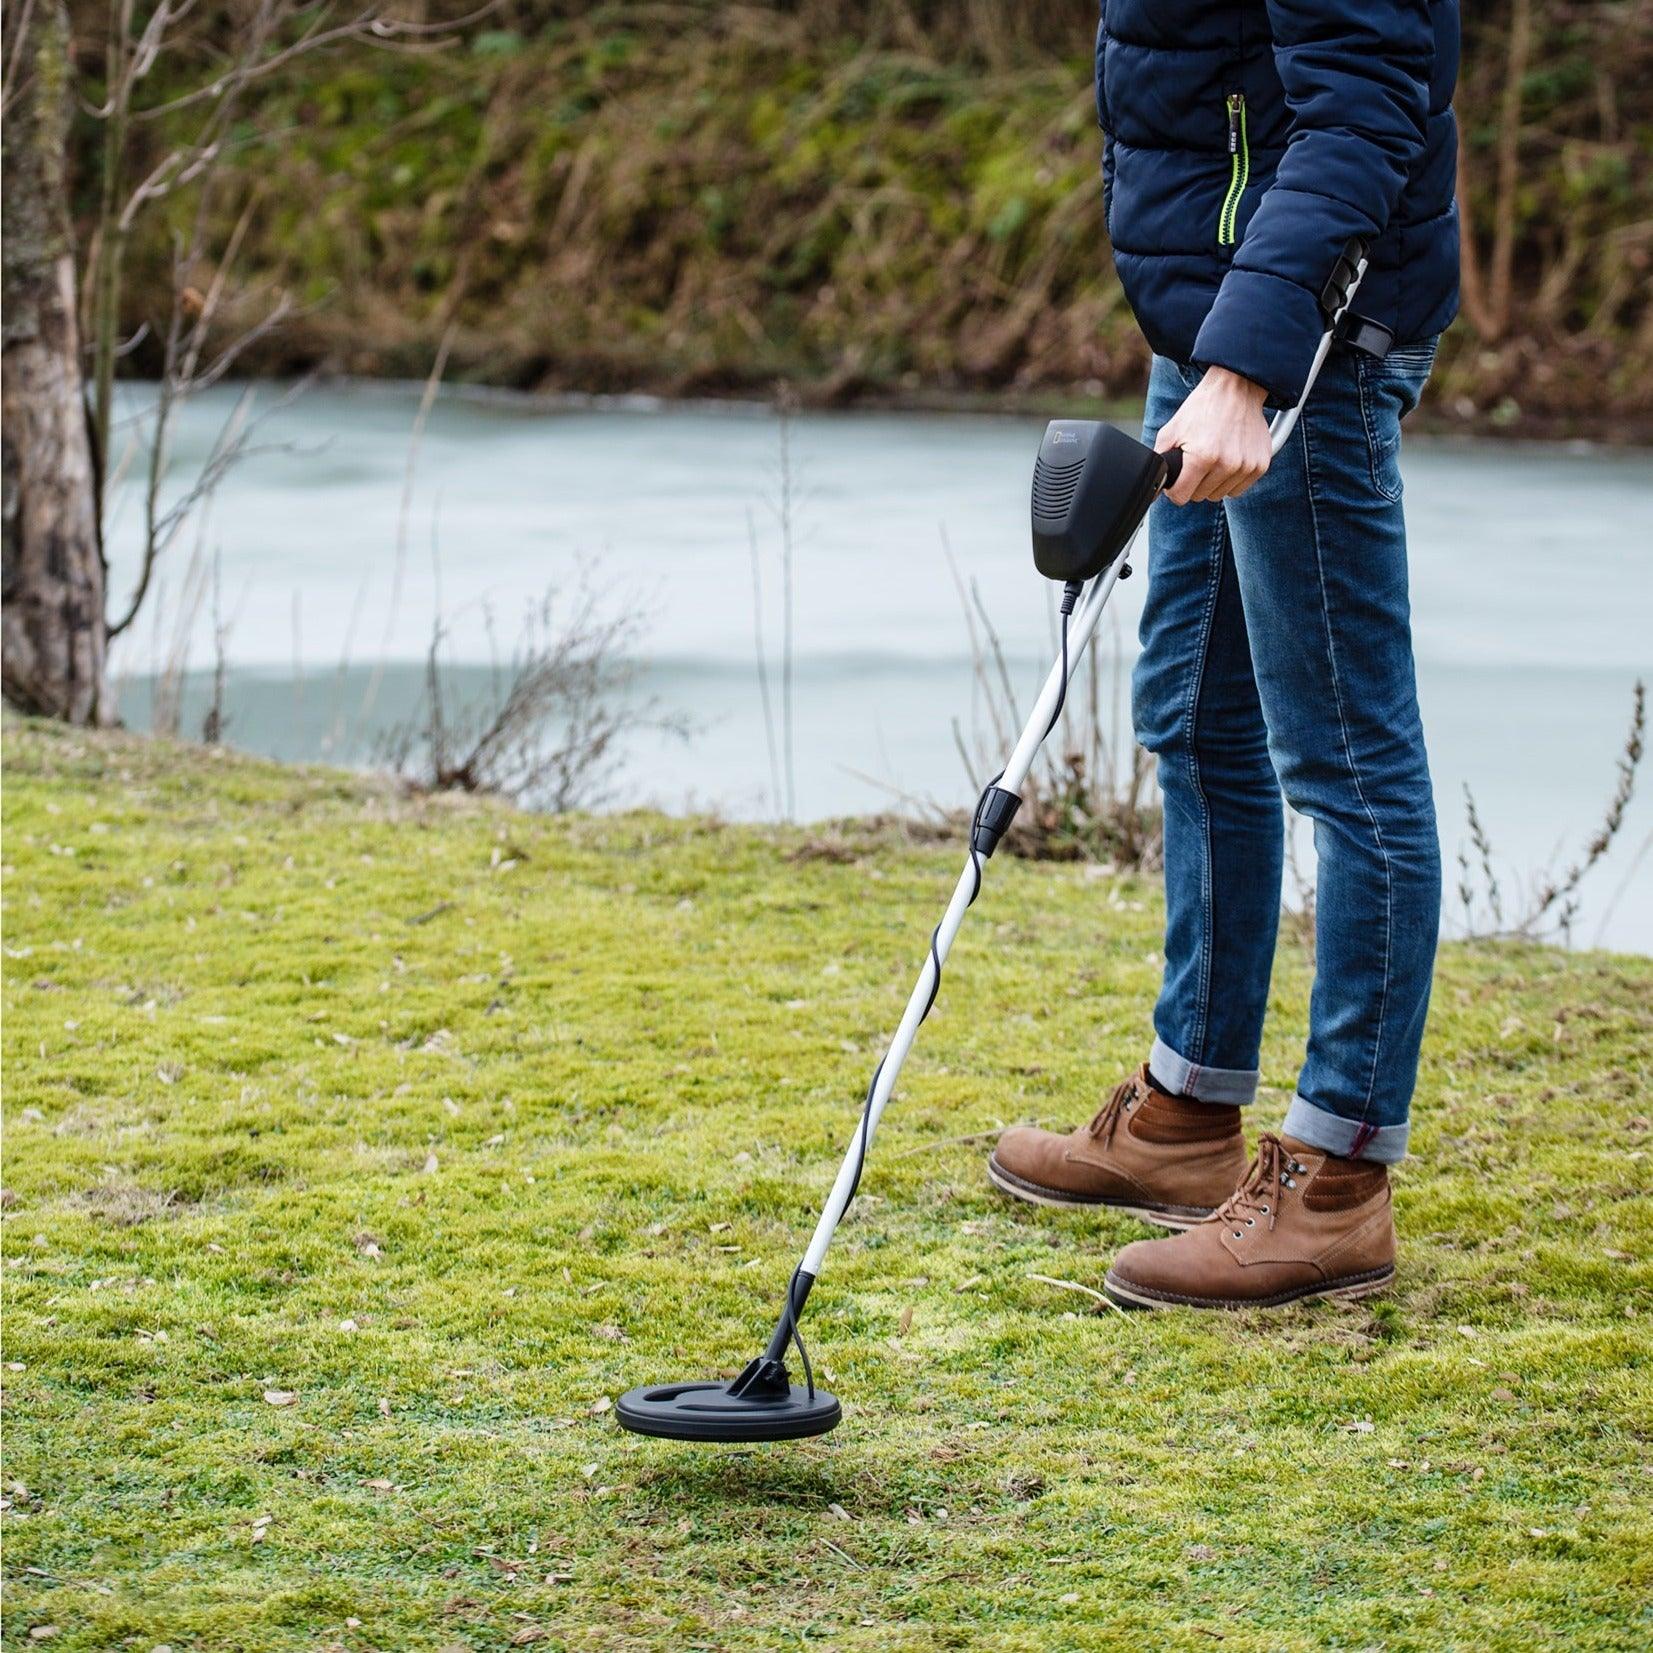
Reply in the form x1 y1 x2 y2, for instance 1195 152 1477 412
1211 1132 1307 1234
1084 1070 1149 1150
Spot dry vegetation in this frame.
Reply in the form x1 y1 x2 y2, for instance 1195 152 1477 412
81 0 1653 433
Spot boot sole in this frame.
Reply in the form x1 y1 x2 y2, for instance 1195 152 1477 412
1100 1262 1396 1312
986 1156 1212 1231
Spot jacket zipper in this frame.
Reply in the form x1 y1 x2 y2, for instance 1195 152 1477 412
1219 92 1249 245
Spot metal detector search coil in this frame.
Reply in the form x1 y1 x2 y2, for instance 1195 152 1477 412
615 256 1367 1445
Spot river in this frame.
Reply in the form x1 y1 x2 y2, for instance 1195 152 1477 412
106 381 1653 952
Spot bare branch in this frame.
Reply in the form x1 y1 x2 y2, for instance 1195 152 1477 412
379 574 690 813
747 505 783 818
357 319 459 727
0 0 41 115
1457 679 1645 944
127 3 495 124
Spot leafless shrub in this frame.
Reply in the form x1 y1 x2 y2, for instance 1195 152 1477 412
776 389 800 820
746 388 807 819
1281 807 1317 950
1456 783 1505 934
746 506 784 817
144 532 214 737
945 546 1161 868
89 3 478 657
201 546 234 746
1458 677 1645 945
357 320 461 732
378 579 688 812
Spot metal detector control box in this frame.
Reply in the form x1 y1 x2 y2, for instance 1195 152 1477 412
1031 420 1176 585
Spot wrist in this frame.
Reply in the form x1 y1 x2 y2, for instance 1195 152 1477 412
1203 366 1269 407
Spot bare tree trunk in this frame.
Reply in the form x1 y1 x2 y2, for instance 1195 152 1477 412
1485 0 1531 340
2 0 110 725
1454 122 1495 340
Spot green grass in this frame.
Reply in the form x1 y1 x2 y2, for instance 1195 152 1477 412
2 717 1650 1651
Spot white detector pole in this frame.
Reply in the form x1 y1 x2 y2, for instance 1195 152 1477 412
793 262 1367 1289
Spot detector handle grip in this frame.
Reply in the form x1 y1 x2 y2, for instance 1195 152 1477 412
1156 248 1369 495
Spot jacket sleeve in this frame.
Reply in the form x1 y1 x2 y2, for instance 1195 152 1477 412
1191 0 1433 405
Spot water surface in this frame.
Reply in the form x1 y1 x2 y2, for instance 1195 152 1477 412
106 382 1653 951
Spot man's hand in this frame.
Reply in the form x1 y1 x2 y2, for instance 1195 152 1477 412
1154 367 1273 506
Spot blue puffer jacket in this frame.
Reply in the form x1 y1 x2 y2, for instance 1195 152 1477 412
1097 0 1459 405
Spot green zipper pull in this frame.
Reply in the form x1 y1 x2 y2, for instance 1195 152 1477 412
1219 92 1248 245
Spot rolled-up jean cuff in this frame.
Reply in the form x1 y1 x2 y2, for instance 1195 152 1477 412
1282 1095 1409 1164
1149 1037 1258 1105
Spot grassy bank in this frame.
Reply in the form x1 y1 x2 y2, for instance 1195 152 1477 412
2 718 1651 1651
90 2 1653 435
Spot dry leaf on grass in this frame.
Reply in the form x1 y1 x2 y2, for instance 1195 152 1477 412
263 1389 297 1407
1027 1273 1123 1314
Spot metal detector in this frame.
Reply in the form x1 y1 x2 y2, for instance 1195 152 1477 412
616 254 1368 1443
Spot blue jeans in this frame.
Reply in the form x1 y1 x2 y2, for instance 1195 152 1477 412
1133 342 1441 1163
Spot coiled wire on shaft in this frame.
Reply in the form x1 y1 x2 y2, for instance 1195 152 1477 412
777 600 1078 1396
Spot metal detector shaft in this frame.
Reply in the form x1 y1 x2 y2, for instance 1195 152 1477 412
796 549 1131 1282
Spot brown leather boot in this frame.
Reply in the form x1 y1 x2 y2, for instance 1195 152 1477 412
987 1064 1249 1229
1102 1132 1395 1309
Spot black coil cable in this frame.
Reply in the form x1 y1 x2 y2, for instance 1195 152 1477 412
776 582 1085 1396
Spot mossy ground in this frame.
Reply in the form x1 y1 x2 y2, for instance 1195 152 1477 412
2 718 1650 1651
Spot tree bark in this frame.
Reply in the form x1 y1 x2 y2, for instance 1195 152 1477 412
2 0 109 725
